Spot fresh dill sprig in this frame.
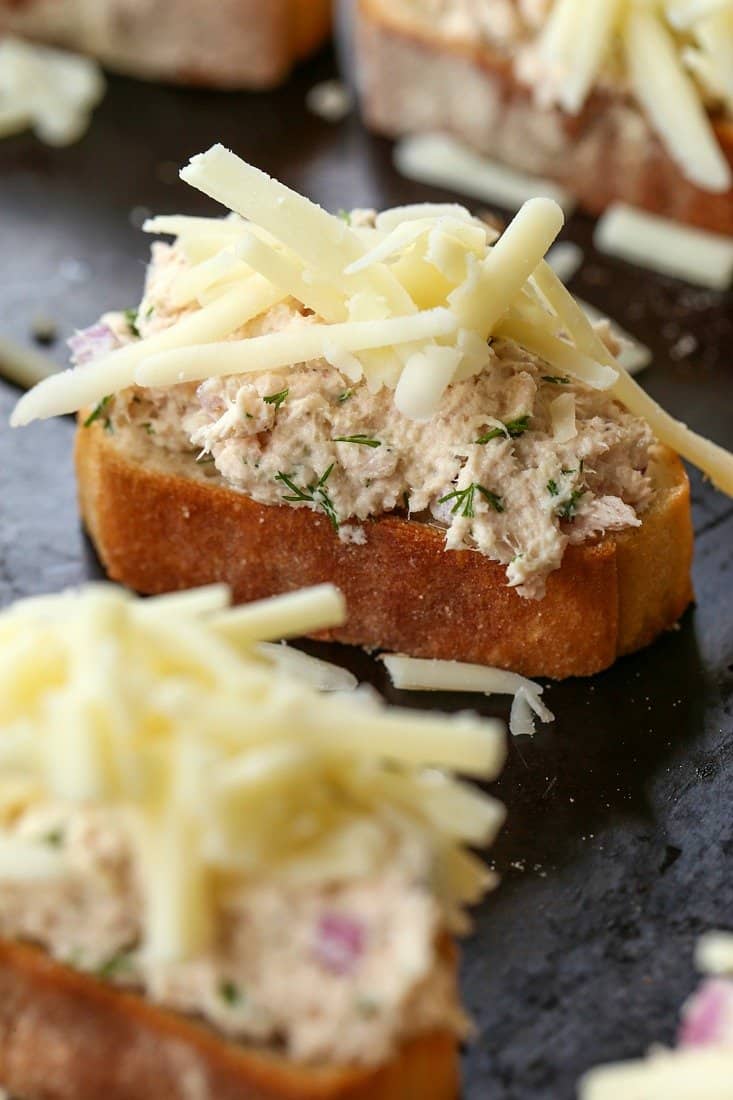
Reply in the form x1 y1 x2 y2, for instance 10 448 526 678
219 979 244 1006
263 388 289 410
275 465 339 531
475 415 530 445
557 489 585 520
542 375 570 385
332 434 381 448
546 479 559 497
438 483 504 518
96 951 133 980
123 308 141 338
337 390 353 404
83 395 113 431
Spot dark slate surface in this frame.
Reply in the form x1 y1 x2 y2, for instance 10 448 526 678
1 47 732 1100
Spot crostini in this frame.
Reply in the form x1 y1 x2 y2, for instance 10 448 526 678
0 0 332 89
354 0 733 233
0 582 506 1100
12 147 733 676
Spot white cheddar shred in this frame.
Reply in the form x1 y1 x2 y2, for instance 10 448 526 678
595 203 733 289
382 655 554 737
393 132 577 213
0 37 105 147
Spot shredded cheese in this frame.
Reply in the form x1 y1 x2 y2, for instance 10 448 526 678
696 931 733 975
0 583 506 963
550 392 577 442
0 37 105 147
595 203 733 289
580 1048 733 1099
381 655 554 737
393 132 577 212
0 334 57 391
9 145 733 500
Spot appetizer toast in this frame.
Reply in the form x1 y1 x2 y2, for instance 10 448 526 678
355 0 733 233
0 0 332 89
12 147 733 677
0 584 506 1100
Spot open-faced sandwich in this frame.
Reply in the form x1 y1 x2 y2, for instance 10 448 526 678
0 581 505 1100
580 932 733 1099
11 147 733 677
0 0 331 89
354 0 733 233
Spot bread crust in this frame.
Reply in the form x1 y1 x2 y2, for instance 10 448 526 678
75 423 694 680
0 940 458 1100
0 0 331 88
355 0 733 234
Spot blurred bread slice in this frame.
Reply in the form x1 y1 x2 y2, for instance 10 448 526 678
0 0 332 89
354 0 733 234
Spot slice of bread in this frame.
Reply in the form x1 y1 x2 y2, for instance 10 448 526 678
0 0 332 89
354 0 733 234
75 420 694 680
0 939 459 1100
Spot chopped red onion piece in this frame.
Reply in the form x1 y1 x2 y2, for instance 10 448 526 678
68 323 121 366
313 912 365 975
679 979 733 1047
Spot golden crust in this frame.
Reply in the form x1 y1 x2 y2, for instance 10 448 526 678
0 940 459 1100
75 423 694 680
356 0 733 234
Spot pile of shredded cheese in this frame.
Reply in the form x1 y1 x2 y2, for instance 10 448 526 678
0 36 105 146
523 0 733 193
10 145 733 497
0 582 506 963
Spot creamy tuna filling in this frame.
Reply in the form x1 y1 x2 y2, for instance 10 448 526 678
0 801 463 1066
91 243 654 601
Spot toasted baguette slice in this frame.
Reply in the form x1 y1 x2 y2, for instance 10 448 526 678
354 0 733 234
0 0 332 89
76 421 694 680
0 940 458 1100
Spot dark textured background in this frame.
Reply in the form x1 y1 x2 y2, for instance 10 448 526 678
1 47 732 1100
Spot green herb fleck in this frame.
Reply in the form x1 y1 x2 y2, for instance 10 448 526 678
145 305 154 319
332 434 381 449
275 466 339 531
557 489 585 520
96 952 133 981
438 483 504 518
43 828 64 848
475 415 530 445
219 979 243 1006
196 453 215 465
560 467 575 476
83 395 113 430
337 390 353 404
263 388 289 411
355 994 381 1018
142 422 154 435
546 479 559 497
337 209 352 224
542 375 570 385
123 308 141 338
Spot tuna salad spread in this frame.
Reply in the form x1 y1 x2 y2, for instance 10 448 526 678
0 800 461 1065
86 240 655 601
